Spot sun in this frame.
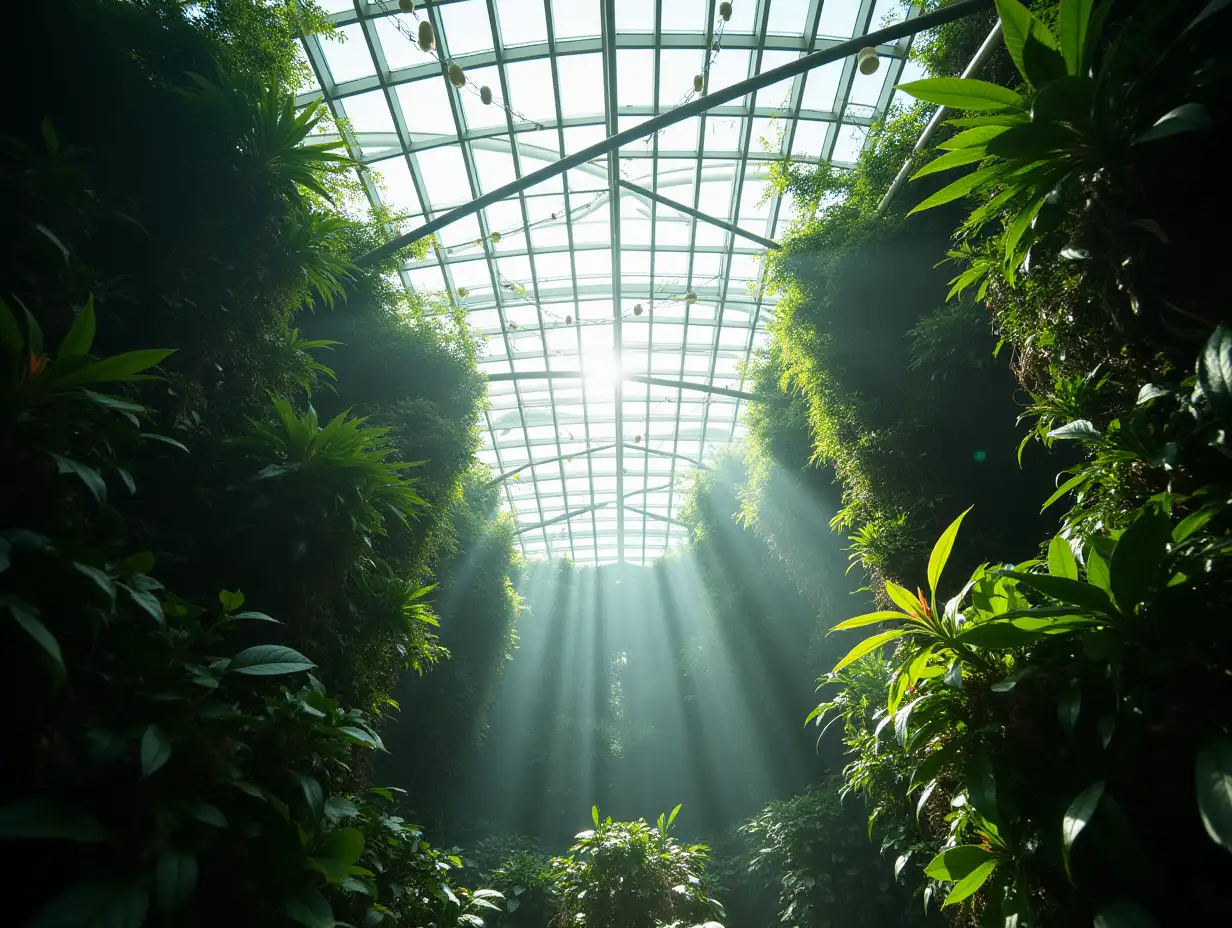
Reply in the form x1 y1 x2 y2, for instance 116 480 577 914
583 352 624 392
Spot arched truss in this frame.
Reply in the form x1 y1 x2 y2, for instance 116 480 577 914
296 0 976 565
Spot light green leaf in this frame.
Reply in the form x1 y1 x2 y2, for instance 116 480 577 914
996 0 1055 80
939 125 1013 150
1062 780 1105 877
909 163 1005 215
830 610 911 632
896 77 1023 111
1058 0 1093 74
911 146 988 180
0 801 107 842
141 725 171 778
928 507 973 602
229 645 316 676
1086 548 1111 593
924 845 993 881
218 589 245 612
831 628 910 674
325 827 365 866
1196 736 1232 853
998 571 1112 614
58 296 96 359
943 859 999 906
885 580 925 618
1041 472 1086 512
1047 536 1079 580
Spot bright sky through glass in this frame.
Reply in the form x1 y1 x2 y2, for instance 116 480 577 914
298 0 923 566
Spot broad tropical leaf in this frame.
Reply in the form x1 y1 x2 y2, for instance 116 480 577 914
831 628 910 673
897 77 1024 111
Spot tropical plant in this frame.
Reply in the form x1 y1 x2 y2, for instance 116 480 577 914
279 326 341 396
550 807 724 928
902 0 1223 297
349 569 448 675
480 847 559 928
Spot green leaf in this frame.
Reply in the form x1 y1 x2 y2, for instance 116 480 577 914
1133 103 1212 145
909 163 1005 215
897 77 1023 111
943 859 999 906
911 146 989 180
1109 511 1171 611
885 580 925 618
1062 780 1105 877
229 645 316 676
339 726 385 750
928 507 972 603
294 773 324 818
1041 472 1086 512
1048 536 1079 580
58 296 96 359
1086 548 1111 593
1058 0 1093 73
592 805 600 827
0 296 23 368
1047 419 1100 441
1184 0 1232 36
1021 30 1066 86
51 453 106 504
232 610 280 623
218 589 245 612
1093 901 1161 928
956 621 1045 648
830 610 911 633
925 845 994 881
122 584 164 624
999 571 1112 613
9 600 65 678
967 748 998 820
939 125 1013 150
1058 679 1082 733
285 889 335 928
325 827 366 866
324 797 358 824
57 348 176 387
31 882 149 928
1198 323 1232 426
1195 736 1232 853
141 724 171 778
0 801 107 842
23 303 45 358
997 0 1054 80
156 851 198 915
831 628 910 673
74 563 116 604
189 804 227 828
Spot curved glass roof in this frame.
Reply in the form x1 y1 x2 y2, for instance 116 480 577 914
297 0 925 566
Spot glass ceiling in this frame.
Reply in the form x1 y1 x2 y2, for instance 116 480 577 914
297 0 926 566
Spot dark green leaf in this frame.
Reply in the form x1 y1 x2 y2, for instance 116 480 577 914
141 433 190 453
957 621 1045 648
998 571 1112 613
51 453 106 504
967 748 998 820
141 725 171 778
156 851 198 915
997 0 1054 80
31 882 149 928
990 664 1040 693
285 890 335 928
986 121 1075 162
1198 323 1232 425
897 77 1023 111
325 827 365 866
57 349 176 386
122 584 164 624
1048 536 1079 580
0 296 23 369
1196 736 1232 853
1183 0 1231 36
9 601 65 677
1133 103 1212 145
294 773 324 819
0 801 106 842
189 804 227 828
1109 511 1171 611
324 797 358 824
339 726 386 751
218 589 245 612
58 296 96 359
1062 780 1105 877
1022 31 1067 86
229 645 316 676
232 610 280 623
1058 679 1082 734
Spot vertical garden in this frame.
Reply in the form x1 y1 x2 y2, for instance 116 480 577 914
2 1 1231 928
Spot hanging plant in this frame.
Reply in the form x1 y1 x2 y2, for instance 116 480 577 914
480 85 493 105
685 289 697 304
633 303 644 316
693 74 704 94
448 63 465 88
565 314 573 324
491 231 502 244
418 19 435 51
457 287 470 297
719 2 732 22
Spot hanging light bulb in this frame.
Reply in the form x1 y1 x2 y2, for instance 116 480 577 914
457 287 470 297
448 63 465 88
719 2 733 22
418 19 435 51
565 314 573 324
693 74 705 94
857 46 880 75
685 289 697 304
633 303 644 316
399 0 415 12
480 85 493 105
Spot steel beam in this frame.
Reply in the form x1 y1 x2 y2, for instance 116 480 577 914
485 371 758 401
617 179 780 250
485 442 706 489
358 0 995 265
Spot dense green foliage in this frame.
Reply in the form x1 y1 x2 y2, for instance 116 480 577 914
0 2 519 926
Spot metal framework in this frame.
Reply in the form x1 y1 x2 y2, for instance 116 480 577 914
298 0 941 565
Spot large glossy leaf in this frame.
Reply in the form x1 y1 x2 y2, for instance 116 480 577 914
956 621 1045 648
57 348 176 386
909 163 1005 215
911 146 988 180
1109 512 1171 612
1198 323 1232 425
928 507 972 602
924 845 994 881
8 600 66 677
1062 780 1105 877
141 725 171 778
0 801 106 842
831 628 910 674
229 644 316 675
1196 736 1232 853
943 859 999 906
156 851 198 915
1048 536 1079 580
325 827 365 866
1133 103 1212 145
1022 31 1067 86
50 453 106 504
939 125 1013 150
1058 0 1093 73
885 580 925 619
997 571 1112 613
897 77 1023 111
284 890 335 928
997 0 1055 80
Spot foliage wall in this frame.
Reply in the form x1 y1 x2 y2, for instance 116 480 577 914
0 2 521 926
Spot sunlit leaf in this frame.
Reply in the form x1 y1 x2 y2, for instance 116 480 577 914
1196 737 1232 853
896 77 1023 111
830 610 911 632
831 628 910 674
943 859 998 906
928 507 972 602
1062 780 1105 877
1047 536 1078 580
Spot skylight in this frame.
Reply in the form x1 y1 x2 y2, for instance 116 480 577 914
297 0 924 566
